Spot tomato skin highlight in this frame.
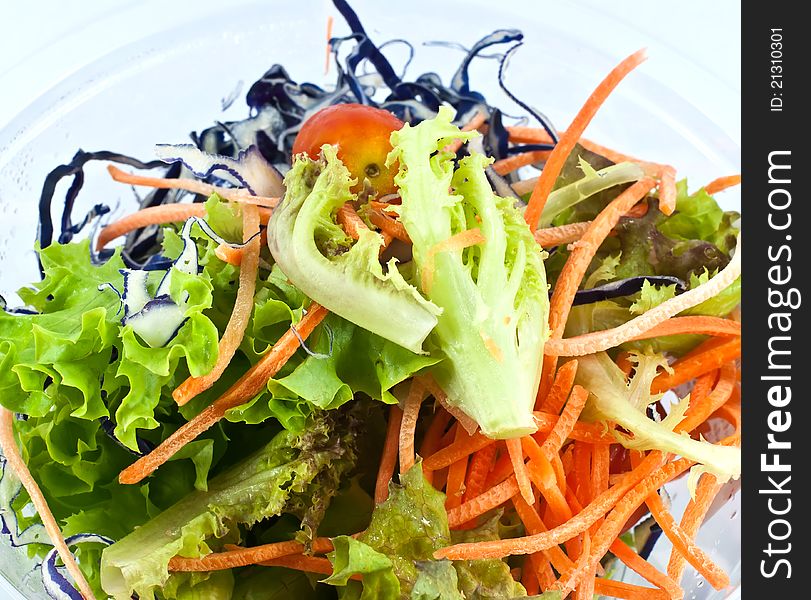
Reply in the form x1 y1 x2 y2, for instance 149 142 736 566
292 103 404 195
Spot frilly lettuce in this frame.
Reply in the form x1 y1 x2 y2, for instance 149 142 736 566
266 145 441 354
388 106 548 438
575 351 741 488
100 409 359 600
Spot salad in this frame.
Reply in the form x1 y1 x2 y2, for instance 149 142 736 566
0 1 741 599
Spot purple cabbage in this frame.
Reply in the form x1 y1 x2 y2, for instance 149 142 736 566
41 534 113 600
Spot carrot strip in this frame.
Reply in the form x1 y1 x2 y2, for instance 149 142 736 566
423 431 492 471
547 250 741 356
666 473 724 584
483 447 512 489
260 554 355 578
324 15 334 74
447 476 519 528
593 578 671 600
214 244 243 266
644 488 730 589
521 560 541 595
534 221 590 248
445 426 471 509
0 409 97 600
511 496 575 574
107 165 279 208
522 439 571 524
610 539 683 599
704 174 741 195
539 177 655 393
540 385 590 461
419 409 452 459
419 376 480 436
399 380 427 473
462 443 498 503
537 359 578 413
97 203 206 249
524 49 648 230
532 411 614 444
118 304 329 484
676 363 736 433
443 110 488 154
553 457 694 595
627 316 741 341
367 208 411 243
336 203 368 240
436 451 668 559
590 443 610 509
173 205 262 406
507 438 534 506
652 338 741 394
572 441 592 509
169 538 334 571
492 151 551 176
376 404 404 504
658 165 677 215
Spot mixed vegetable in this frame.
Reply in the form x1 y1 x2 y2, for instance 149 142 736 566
0 2 741 599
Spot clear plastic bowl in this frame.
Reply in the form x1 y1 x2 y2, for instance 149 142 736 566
0 1 740 597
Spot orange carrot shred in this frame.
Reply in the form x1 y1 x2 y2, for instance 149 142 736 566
421 228 486 293
325 15 334 74
658 165 678 215
443 110 487 154
627 316 740 341
492 150 552 176
447 476 519 529
593 578 672 600
367 208 411 243
173 205 261 406
376 404 404 504
336 202 368 240
399 380 427 473
423 431 492 471
118 303 329 484
445 425 471 510
97 203 208 250
704 174 741 195
107 164 279 208
540 385 590 462
675 362 736 434
419 409 452 459
534 221 591 248
652 337 740 394
0 409 97 600
462 443 498 503
260 554 356 578
168 538 334 571
214 244 243 266
524 49 648 230
537 359 578 413
610 538 683 599
507 437 534 506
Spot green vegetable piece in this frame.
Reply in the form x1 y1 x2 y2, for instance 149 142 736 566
267 145 441 354
388 106 549 438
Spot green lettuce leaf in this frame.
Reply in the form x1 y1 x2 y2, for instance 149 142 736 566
100 409 360 600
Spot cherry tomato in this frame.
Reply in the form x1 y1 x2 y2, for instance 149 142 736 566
292 103 404 196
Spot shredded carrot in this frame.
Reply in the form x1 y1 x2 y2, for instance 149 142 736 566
447 476 519 529
492 150 552 176
644 487 730 589
376 404 404 504
423 431 492 471
658 165 678 215
534 221 590 248
260 554 356 578
421 228 486 293
704 174 741 195
552 456 694 595
325 15 334 74
537 359 579 413
420 376 480 435
107 165 279 208
435 451 668 559
540 385 590 461
546 241 741 356
539 177 655 393
445 425 471 509
97 203 207 249
524 49 648 230
443 110 487 154
336 203 368 240
615 351 634 379
520 437 556 490
532 411 614 444
483 447 512 489
118 303 329 484
652 337 741 394
399 380 427 473
572 440 592 509
666 473 724 584
511 495 574 574
590 443 610 510
168 537 334 571
419 409 452 459
367 208 411 243
627 316 741 341
462 443 498 503
173 205 262 406
214 243 243 265
507 437 534 506
676 363 736 433
593 578 672 600
0 409 97 600
521 560 541 595
610 539 683 599
511 176 538 196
